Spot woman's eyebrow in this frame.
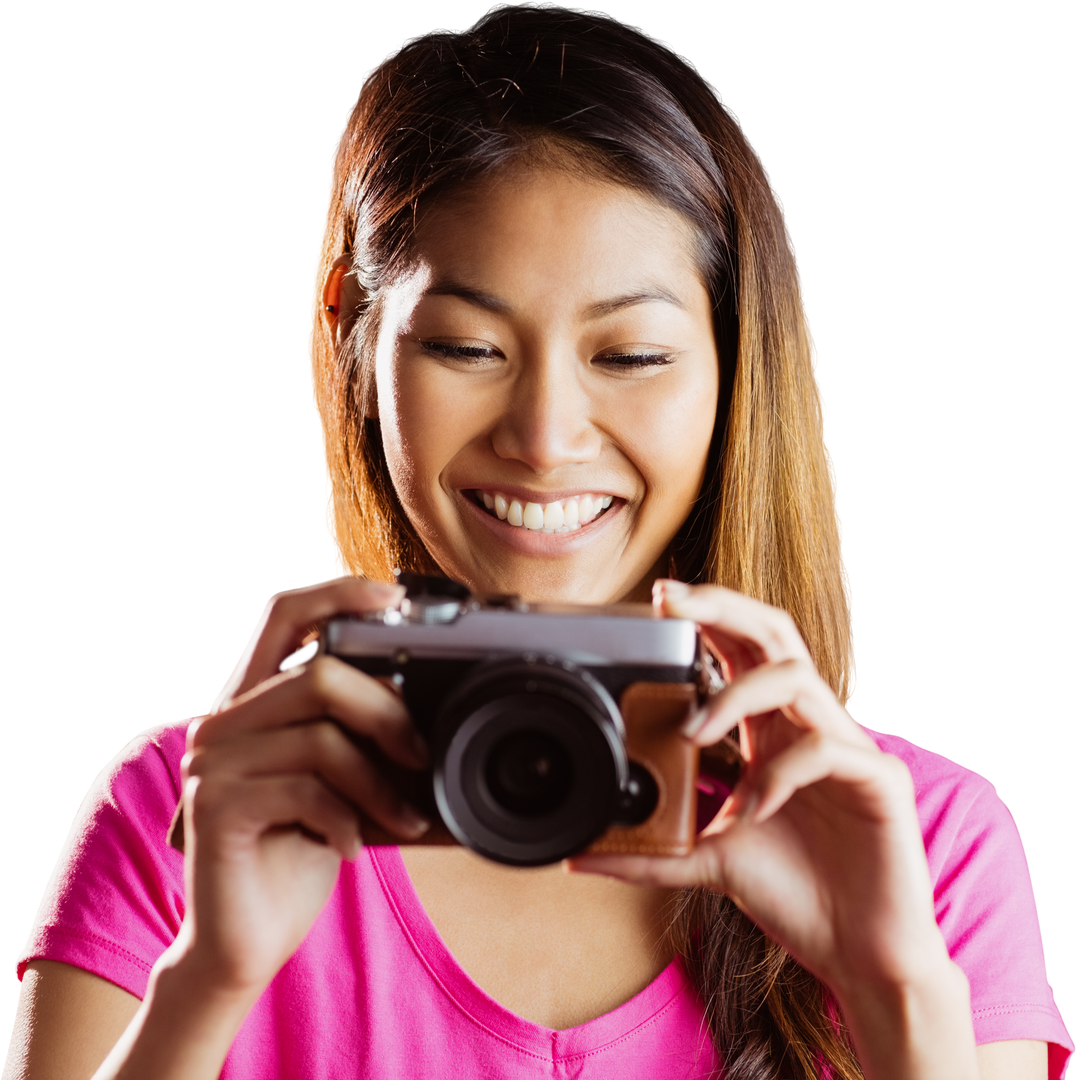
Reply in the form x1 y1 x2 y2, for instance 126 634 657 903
424 281 512 313
423 281 685 318
583 288 685 319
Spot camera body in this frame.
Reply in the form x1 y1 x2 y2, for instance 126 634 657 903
321 575 709 866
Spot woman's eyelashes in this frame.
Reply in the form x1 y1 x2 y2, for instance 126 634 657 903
420 341 500 362
595 351 674 369
419 340 675 369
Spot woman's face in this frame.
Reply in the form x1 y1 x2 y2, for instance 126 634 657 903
373 166 719 604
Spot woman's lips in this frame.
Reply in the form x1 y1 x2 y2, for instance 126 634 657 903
468 489 614 533
457 487 623 551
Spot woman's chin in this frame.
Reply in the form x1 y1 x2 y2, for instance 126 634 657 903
430 497 654 604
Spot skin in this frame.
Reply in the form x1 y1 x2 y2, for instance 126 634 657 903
3 169 1048 1079
372 165 720 604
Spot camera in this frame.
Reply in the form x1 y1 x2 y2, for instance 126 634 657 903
320 574 717 866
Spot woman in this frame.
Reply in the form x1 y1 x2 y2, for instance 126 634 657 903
6 7 1069 1079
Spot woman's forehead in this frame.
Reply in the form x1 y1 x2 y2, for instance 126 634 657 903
405 166 708 304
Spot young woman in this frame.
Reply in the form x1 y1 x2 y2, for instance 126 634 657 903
5 7 1070 1079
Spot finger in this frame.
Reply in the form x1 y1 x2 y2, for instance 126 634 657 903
739 733 904 827
218 577 405 706
566 840 735 891
686 658 873 749
654 580 812 667
193 656 426 770
187 773 364 862
185 722 430 839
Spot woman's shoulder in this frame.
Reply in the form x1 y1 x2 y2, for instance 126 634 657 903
71 719 191 844
851 721 1002 820
17 721 192 997
103 719 190 786
862 724 1028 896
864 725 1072 1064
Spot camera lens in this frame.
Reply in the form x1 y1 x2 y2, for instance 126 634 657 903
433 659 628 865
484 729 574 817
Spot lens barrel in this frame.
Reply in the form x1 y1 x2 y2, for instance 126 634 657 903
433 658 628 865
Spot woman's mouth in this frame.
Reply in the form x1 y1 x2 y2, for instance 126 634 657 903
468 490 615 534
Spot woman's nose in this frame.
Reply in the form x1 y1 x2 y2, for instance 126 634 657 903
489 355 601 474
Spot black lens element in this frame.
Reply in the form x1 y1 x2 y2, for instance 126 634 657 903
433 658 628 865
485 729 574 817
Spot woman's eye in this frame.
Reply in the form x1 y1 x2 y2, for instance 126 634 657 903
420 341 500 362
595 352 674 369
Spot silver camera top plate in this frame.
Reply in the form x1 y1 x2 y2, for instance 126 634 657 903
325 601 697 668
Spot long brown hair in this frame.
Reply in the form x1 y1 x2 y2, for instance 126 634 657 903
312 8 857 1077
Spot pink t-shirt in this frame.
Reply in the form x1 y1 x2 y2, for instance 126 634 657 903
19 721 1073 1078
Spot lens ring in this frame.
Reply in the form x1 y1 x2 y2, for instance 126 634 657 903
433 659 627 865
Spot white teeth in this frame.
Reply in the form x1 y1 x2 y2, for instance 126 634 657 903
475 490 614 532
522 502 544 530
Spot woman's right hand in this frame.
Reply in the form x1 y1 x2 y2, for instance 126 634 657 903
173 576 430 998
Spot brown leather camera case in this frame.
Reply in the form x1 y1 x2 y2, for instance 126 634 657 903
364 679 700 858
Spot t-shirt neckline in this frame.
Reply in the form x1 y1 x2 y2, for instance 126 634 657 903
368 845 693 1061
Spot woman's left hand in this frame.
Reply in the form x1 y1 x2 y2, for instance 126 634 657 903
568 579 979 1079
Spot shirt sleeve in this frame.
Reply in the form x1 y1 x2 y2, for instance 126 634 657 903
871 729 1072 1079
17 722 189 999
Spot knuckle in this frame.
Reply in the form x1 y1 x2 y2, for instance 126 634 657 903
761 610 799 654
782 656 814 681
266 588 289 609
265 587 300 621
187 714 213 748
880 752 914 793
800 729 826 754
302 655 339 703
187 773 230 824
182 746 208 779
758 625 784 656
290 773 330 808
310 719 345 757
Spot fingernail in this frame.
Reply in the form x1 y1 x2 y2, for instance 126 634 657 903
400 804 431 836
731 790 760 824
563 856 606 877
368 582 405 600
661 579 689 598
680 705 708 740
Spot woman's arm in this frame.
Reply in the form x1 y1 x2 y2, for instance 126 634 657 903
3 962 138 1080
4 578 429 1080
570 581 1050 1080
2 959 253 1080
977 1041 1046 1079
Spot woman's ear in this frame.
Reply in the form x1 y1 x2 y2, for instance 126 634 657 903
324 256 378 419
322 256 351 336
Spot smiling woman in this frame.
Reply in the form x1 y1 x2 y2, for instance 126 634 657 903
365 165 719 604
4 6 1070 1080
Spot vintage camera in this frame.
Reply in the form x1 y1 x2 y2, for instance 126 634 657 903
320 574 720 866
